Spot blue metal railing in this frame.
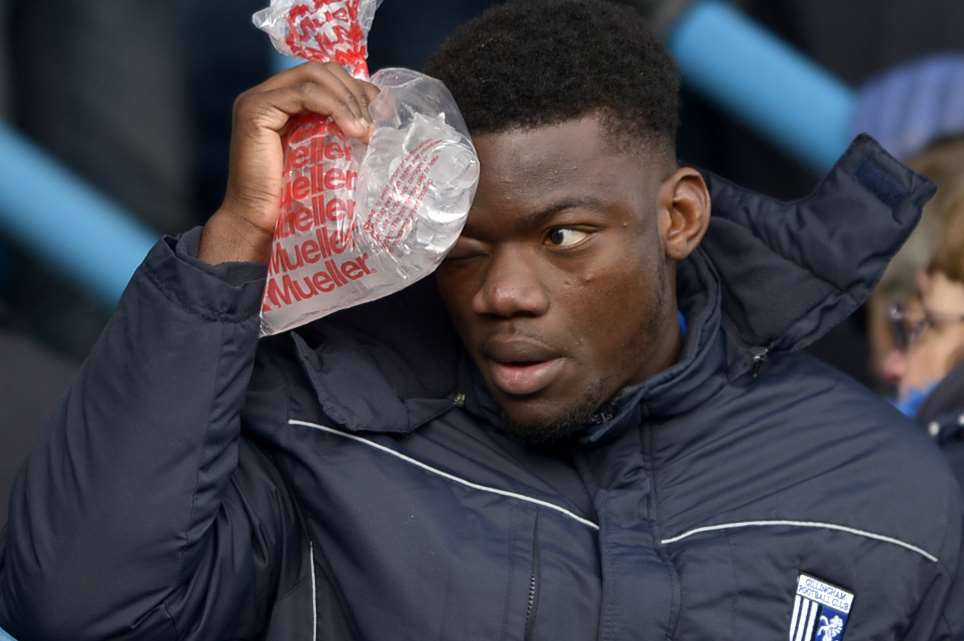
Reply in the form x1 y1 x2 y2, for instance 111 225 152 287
0 124 158 305
668 0 855 171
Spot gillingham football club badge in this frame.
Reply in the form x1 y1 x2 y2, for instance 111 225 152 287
789 573 855 641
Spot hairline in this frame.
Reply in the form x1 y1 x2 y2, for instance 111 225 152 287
467 109 677 167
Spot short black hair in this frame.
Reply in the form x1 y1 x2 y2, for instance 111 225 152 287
425 0 680 154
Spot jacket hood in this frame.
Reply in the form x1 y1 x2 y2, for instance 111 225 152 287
292 135 934 433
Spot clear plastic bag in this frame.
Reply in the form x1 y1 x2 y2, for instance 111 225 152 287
253 0 480 336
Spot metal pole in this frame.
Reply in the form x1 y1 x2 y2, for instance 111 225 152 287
668 0 855 171
0 125 159 305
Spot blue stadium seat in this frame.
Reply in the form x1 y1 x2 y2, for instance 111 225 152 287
0 626 16 641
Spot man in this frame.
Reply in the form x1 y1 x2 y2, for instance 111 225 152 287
1 2 962 640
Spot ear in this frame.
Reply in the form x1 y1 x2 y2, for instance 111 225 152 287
657 167 711 262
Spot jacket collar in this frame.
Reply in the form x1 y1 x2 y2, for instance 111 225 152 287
578 245 735 444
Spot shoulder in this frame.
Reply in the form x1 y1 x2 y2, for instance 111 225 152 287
706 351 962 562
747 351 954 485
746 351 929 446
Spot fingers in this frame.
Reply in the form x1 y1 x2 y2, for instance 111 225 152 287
235 82 368 140
244 62 380 133
325 63 378 123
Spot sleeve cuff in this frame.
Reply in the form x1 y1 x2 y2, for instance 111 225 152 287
140 227 268 322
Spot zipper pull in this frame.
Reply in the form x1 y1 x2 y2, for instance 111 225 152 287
750 346 770 379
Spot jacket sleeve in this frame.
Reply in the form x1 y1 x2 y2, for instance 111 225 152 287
0 229 305 641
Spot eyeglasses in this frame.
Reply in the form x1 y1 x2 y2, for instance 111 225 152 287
889 301 964 351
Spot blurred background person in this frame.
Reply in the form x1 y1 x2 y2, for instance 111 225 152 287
888 190 964 487
870 136 964 391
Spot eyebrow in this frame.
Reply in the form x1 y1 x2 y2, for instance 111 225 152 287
510 196 609 233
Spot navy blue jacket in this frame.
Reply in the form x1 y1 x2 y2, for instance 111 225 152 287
915 361 964 490
2 136 962 640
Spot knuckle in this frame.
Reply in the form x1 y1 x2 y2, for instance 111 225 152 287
308 61 338 81
233 91 253 114
334 103 356 120
297 81 318 98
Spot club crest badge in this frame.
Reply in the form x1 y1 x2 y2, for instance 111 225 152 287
789 573 854 641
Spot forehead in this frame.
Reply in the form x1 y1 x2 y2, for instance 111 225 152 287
468 116 663 222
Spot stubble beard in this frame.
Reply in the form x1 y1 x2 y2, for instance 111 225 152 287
498 377 610 447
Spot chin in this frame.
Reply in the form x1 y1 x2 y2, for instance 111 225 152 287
495 382 609 446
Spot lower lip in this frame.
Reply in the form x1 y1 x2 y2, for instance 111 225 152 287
489 358 565 396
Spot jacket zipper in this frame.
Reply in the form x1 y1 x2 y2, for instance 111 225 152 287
524 515 540 641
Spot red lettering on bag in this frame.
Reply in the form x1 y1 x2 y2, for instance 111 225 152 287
262 252 376 311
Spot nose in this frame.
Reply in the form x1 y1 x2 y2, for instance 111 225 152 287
880 349 907 386
472 246 550 318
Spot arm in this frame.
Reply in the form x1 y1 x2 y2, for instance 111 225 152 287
0 231 292 639
0 62 378 640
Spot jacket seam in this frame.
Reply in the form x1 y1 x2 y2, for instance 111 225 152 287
643 422 683 641
497 506 515 641
178 320 229 574
937 611 952 640
143 259 259 324
660 520 940 564
274 565 309 604
289 419 600 531
724 533 740 641
162 602 182 641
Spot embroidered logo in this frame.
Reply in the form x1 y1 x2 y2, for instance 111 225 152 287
789 573 854 641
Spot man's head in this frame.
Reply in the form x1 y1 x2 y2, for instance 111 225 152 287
428 0 710 444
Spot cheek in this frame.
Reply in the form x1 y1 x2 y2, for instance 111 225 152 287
938 328 964 370
435 272 475 331
556 250 661 358
905 339 945 383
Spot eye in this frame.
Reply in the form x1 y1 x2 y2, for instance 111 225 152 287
546 227 590 249
443 241 486 264
443 251 478 264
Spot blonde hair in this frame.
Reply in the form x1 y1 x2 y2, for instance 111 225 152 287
877 136 964 300
930 189 964 281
